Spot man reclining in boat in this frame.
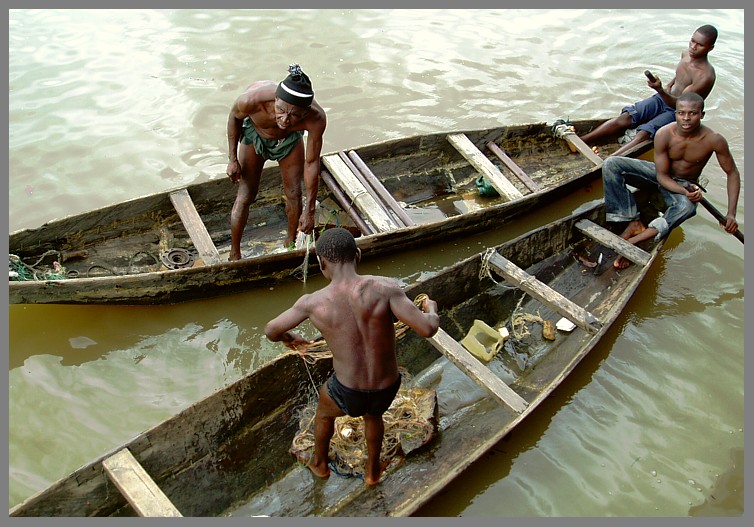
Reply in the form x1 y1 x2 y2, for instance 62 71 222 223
603 92 740 269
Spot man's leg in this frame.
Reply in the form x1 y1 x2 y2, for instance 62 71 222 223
611 129 651 156
362 413 388 486
580 111 633 146
307 382 344 479
278 139 305 247
229 143 264 261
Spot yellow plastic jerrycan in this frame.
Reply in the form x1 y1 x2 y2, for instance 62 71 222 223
460 319 509 363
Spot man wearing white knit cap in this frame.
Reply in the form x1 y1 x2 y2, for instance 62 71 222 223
226 64 327 260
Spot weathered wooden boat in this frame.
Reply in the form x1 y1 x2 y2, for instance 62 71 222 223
10 188 666 517
9 120 651 305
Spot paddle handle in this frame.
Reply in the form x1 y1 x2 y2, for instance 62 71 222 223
677 180 744 244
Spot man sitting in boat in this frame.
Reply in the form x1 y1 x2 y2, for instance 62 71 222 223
265 227 439 486
580 25 717 157
603 92 741 269
226 63 327 260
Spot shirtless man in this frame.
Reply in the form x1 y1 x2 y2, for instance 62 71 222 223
226 64 327 260
581 25 717 157
603 92 740 269
265 227 439 485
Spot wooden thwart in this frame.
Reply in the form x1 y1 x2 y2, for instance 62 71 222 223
485 142 541 192
486 252 603 334
102 448 182 517
575 219 651 266
427 328 528 413
447 133 524 201
322 154 401 232
552 126 603 166
169 189 221 265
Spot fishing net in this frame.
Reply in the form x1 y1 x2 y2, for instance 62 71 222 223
9 252 68 281
290 370 438 480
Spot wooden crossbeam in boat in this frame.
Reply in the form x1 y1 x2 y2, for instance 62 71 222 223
485 252 603 334
320 169 374 235
102 448 183 517
551 124 603 166
427 328 528 413
346 150 416 227
575 219 651 266
485 142 541 192
169 189 221 265
446 133 524 201
322 154 402 232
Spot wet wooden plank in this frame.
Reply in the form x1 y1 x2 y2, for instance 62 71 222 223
169 189 221 265
486 252 602 334
486 141 541 192
427 328 528 413
551 124 603 165
102 448 183 517
447 133 524 201
322 154 401 232
575 219 651 266
346 150 416 227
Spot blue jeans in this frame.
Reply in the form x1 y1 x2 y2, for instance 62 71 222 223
602 156 697 240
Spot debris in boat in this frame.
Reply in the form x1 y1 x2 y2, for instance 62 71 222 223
542 320 556 340
9 252 68 281
578 255 598 268
290 371 438 480
160 247 195 269
556 317 577 332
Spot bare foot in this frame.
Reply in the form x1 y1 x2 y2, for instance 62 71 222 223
613 256 631 269
228 252 241 262
619 220 646 240
364 458 393 487
295 450 330 479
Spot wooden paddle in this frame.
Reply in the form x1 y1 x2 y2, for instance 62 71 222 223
678 180 744 244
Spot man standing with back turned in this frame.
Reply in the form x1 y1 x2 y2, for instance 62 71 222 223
603 92 741 269
226 63 327 260
265 227 440 486
581 25 717 156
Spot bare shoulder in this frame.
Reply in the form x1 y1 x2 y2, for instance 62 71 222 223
235 81 277 112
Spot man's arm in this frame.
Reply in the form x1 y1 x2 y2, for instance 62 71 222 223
265 296 313 349
226 96 250 183
388 285 439 338
712 134 741 232
299 109 327 233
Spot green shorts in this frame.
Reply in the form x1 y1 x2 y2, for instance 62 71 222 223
241 117 303 161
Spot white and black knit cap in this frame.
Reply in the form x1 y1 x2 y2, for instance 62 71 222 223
275 63 314 107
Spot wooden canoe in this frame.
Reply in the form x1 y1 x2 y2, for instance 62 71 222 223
9 188 666 517
8 120 651 305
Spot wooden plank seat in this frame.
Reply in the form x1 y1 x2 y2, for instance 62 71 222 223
427 328 528 413
446 133 524 201
575 219 651 267
485 252 603 334
102 448 183 517
485 141 541 192
169 189 221 265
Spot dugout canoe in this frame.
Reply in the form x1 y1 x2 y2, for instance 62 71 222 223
10 189 666 517
8 120 651 305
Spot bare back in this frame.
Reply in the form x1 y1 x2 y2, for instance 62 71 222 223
304 275 403 390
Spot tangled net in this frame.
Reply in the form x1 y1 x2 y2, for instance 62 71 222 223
290 293 437 479
9 252 67 281
290 370 438 479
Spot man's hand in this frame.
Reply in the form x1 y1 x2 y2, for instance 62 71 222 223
723 214 739 234
226 160 242 184
297 210 315 234
685 184 704 203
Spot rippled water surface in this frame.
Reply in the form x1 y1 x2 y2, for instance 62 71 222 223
8 9 745 517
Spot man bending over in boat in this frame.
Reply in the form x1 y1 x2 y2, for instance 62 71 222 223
604 92 740 269
580 25 717 157
265 227 439 485
226 63 327 260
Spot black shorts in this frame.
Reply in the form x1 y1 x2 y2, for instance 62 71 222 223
326 372 401 417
